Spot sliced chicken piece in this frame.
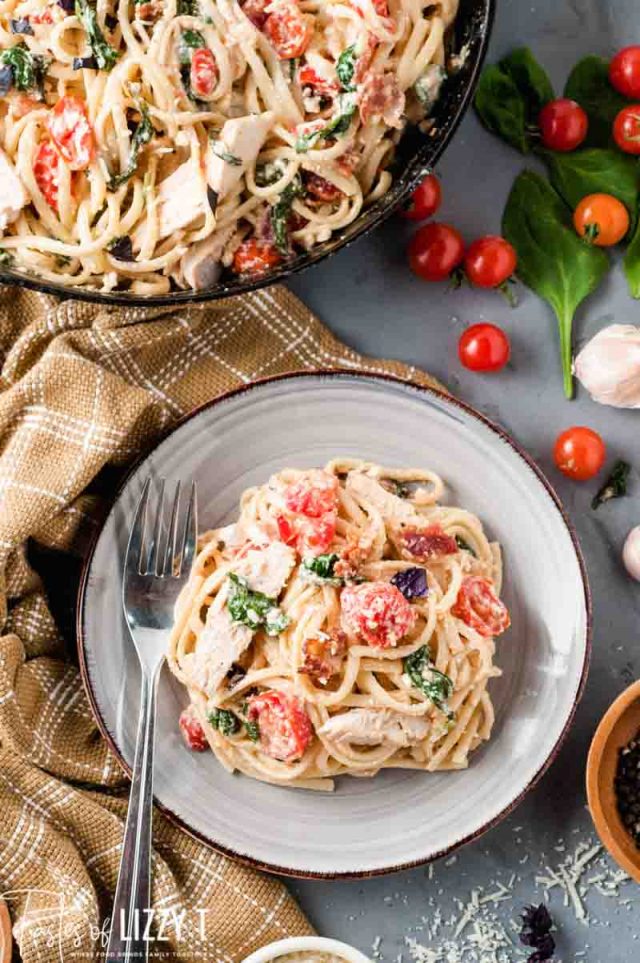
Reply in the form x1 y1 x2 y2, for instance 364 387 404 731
0 148 28 231
186 606 253 695
234 540 296 597
180 224 234 290
318 708 431 748
206 111 274 201
346 472 417 521
133 161 207 249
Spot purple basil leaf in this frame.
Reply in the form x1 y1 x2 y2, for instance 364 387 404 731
57 0 75 10
391 567 428 600
108 235 134 261
0 65 13 95
10 18 34 35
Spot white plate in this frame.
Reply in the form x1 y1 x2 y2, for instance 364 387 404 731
78 372 591 878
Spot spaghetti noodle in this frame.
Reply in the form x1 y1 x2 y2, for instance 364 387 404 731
0 0 457 293
169 459 511 791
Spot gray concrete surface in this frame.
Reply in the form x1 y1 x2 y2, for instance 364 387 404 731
287 0 640 959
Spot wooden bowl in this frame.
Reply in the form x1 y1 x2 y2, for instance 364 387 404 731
587 680 640 882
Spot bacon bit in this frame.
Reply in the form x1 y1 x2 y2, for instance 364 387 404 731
300 631 348 684
9 93 41 118
399 524 458 561
246 690 313 761
240 0 270 27
333 537 372 579
305 172 343 203
336 147 361 176
179 705 209 751
359 71 405 129
354 35 379 84
135 0 163 19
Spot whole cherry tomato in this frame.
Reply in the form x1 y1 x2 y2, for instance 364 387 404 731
464 236 517 288
553 427 606 481
407 222 464 281
573 193 630 246
401 174 442 221
458 323 511 372
609 46 640 99
613 105 640 154
539 98 588 152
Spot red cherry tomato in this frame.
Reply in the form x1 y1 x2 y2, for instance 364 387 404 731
538 98 588 152
179 707 209 751
458 323 511 373
464 235 517 288
305 172 343 202
400 524 458 560
408 222 464 282
246 690 313 761
190 48 218 99
553 426 606 481
33 140 63 213
452 576 510 638
297 64 339 99
573 193 629 246
401 174 442 221
613 104 640 154
232 238 282 275
47 95 96 171
240 0 270 27
341 581 415 649
264 4 312 60
609 45 640 99
283 471 339 517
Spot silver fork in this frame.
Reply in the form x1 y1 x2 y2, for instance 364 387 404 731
105 476 197 963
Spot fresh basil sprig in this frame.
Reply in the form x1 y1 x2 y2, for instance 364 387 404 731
403 645 454 719
227 573 290 635
301 552 342 585
270 174 303 255
502 170 609 398
336 44 357 90
108 102 154 190
75 0 119 71
208 708 240 735
0 44 48 95
296 92 356 152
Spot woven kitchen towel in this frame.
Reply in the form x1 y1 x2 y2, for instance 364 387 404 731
0 283 443 963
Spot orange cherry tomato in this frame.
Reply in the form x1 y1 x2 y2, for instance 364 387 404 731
47 95 96 171
573 193 629 246
553 426 606 481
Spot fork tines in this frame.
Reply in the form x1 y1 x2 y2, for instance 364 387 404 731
127 477 197 579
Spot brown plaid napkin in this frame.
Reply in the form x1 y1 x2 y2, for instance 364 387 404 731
0 283 443 962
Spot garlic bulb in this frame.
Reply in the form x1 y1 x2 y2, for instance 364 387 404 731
574 324 640 408
623 526 640 581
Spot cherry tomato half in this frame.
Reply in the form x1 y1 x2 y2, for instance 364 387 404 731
553 426 606 481
573 193 630 246
264 4 312 59
539 98 588 152
407 222 464 282
613 104 640 154
232 238 282 274
401 174 442 221
47 95 95 171
33 140 63 213
609 45 640 99
458 323 511 373
464 235 517 288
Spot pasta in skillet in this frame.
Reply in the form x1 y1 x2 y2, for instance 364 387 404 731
0 0 458 293
169 459 511 791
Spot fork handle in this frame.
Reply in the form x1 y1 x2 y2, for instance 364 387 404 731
105 663 160 963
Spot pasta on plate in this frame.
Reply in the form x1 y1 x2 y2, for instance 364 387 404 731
0 0 458 293
169 460 511 792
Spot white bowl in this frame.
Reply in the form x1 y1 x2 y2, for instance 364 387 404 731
78 372 590 877
242 936 372 963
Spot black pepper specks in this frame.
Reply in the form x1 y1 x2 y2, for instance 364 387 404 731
615 728 640 848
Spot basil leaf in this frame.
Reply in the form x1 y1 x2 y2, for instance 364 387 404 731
177 0 199 13
107 236 134 261
404 645 454 718
210 138 242 166
455 535 477 557
108 102 154 189
270 174 303 255
502 170 609 398
243 718 260 742
179 29 205 62
0 44 48 94
624 218 640 298
301 552 342 584
227 573 290 636
295 92 356 152
336 44 356 90
474 47 553 153
592 460 630 509
0 250 15 268
208 708 240 735
565 56 627 148
544 148 637 234
75 0 119 71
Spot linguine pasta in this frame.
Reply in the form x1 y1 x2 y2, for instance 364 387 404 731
169 459 511 792
0 0 458 293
